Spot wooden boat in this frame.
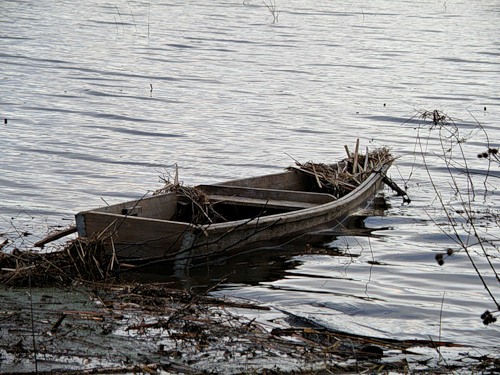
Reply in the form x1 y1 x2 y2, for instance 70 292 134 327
75 147 395 265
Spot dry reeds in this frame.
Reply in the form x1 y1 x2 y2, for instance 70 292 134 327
289 146 393 198
154 178 225 225
0 235 112 287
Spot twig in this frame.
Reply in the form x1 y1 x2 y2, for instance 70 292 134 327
50 313 67 334
261 0 279 23
344 145 351 158
415 110 500 311
311 163 323 189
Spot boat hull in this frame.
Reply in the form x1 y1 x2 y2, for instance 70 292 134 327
75 163 390 262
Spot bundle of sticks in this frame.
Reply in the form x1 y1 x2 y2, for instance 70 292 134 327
289 142 393 198
0 236 112 286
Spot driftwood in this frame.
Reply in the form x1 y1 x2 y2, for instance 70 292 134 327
34 225 77 248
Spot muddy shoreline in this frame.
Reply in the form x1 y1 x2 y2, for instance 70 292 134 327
1 282 498 374
0 231 498 374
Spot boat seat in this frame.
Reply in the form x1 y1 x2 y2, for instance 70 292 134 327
197 185 335 211
205 194 316 210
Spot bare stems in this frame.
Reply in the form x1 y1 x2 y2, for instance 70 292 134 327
262 0 279 23
411 109 500 321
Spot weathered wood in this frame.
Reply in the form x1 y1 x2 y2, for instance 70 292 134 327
76 212 193 259
344 145 351 158
205 194 316 210
75 153 393 262
92 193 178 220
364 146 369 171
34 226 77 248
353 138 360 174
197 185 335 205
221 170 310 191
383 176 411 203
311 163 323 189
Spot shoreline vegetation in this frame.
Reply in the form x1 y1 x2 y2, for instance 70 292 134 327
1 113 499 373
408 109 500 325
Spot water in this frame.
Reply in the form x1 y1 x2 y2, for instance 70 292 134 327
1 0 499 357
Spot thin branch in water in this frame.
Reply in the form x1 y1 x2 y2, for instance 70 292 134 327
127 0 138 32
262 0 279 23
147 1 151 40
414 109 500 313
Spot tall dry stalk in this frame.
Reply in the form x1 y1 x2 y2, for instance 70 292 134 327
410 109 499 324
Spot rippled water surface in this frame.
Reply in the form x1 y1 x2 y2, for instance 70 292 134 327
2 0 499 355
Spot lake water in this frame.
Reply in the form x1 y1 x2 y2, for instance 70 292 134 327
1 0 499 362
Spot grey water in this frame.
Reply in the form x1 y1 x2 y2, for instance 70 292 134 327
1 0 499 357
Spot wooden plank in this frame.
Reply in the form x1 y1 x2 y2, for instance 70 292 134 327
205 194 316 210
34 226 77 248
220 170 310 191
78 211 193 259
197 185 335 205
81 212 191 240
87 193 178 220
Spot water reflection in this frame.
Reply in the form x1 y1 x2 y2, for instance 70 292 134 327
126 196 392 289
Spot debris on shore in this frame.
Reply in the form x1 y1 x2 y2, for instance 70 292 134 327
0 235 111 287
3 282 496 374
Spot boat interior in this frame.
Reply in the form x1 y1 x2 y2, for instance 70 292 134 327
87 170 338 223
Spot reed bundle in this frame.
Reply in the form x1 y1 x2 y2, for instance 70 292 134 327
290 145 393 198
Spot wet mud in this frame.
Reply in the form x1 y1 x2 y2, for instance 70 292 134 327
1 283 498 374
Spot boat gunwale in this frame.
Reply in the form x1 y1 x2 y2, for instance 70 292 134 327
77 163 390 232
196 163 390 230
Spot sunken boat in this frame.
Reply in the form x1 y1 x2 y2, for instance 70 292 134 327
75 145 394 264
